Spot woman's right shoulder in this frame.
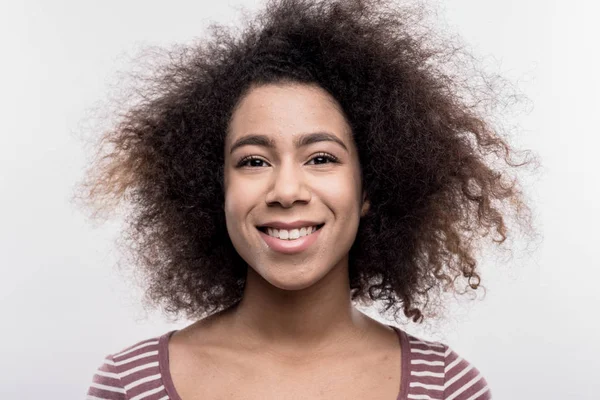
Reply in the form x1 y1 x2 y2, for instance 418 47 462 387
85 331 176 400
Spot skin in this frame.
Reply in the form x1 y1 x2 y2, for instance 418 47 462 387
223 82 373 350
168 83 402 399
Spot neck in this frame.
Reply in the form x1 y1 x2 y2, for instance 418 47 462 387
225 257 370 355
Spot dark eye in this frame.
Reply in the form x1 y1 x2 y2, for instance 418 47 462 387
236 153 339 168
307 153 339 165
237 156 269 168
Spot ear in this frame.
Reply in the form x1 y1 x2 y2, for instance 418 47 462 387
360 191 370 217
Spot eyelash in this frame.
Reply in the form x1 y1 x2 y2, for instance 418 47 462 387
236 152 339 168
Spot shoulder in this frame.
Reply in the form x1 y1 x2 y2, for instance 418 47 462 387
85 331 174 400
440 343 491 400
400 330 492 400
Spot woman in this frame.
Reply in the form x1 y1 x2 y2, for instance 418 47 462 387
79 0 533 398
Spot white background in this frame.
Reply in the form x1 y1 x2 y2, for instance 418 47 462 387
1 0 598 398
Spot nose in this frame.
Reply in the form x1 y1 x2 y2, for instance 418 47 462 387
265 159 311 208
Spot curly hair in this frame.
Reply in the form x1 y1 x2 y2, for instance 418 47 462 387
73 0 536 323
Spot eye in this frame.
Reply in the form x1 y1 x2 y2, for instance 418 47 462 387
235 152 339 168
306 152 339 165
236 156 269 168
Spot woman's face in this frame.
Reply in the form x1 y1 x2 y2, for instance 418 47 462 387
224 83 369 291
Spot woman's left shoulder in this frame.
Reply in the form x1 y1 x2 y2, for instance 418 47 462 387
396 328 492 399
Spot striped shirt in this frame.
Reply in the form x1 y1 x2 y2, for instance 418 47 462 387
86 326 491 399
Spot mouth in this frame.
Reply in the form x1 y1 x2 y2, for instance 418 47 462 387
256 223 325 239
256 223 325 254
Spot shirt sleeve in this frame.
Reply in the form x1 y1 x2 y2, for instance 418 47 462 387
85 354 127 400
443 346 492 399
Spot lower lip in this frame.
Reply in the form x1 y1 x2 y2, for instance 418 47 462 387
258 226 322 254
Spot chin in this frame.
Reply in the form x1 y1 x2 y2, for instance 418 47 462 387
255 263 329 292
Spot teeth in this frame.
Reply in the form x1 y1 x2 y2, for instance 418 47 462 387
266 225 319 240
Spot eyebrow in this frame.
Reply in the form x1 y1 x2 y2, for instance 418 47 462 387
229 132 349 155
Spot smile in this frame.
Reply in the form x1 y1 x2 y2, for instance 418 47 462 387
257 224 324 254
258 224 324 240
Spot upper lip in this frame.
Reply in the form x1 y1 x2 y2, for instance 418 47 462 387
258 220 324 230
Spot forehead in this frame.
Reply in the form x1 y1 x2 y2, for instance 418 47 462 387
226 83 352 147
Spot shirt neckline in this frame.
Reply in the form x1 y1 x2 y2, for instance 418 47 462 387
158 325 410 400
158 330 182 400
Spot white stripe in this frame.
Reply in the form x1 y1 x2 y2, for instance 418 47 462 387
90 382 126 394
120 361 160 378
87 396 111 400
124 373 162 391
444 347 452 357
411 359 444 366
115 341 159 358
157 396 169 400
411 348 446 356
444 356 463 373
410 381 444 391
464 384 490 400
407 394 439 400
411 370 444 378
444 364 474 389
95 369 119 379
446 374 483 400
409 339 444 349
114 351 159 366
103 358 115 366
130 385 165 400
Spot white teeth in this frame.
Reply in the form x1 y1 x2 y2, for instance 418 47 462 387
266 225 320 240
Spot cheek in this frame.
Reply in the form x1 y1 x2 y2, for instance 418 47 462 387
315 173 362 210
224 176 262 225
224 188 248 250
224 185 245 221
